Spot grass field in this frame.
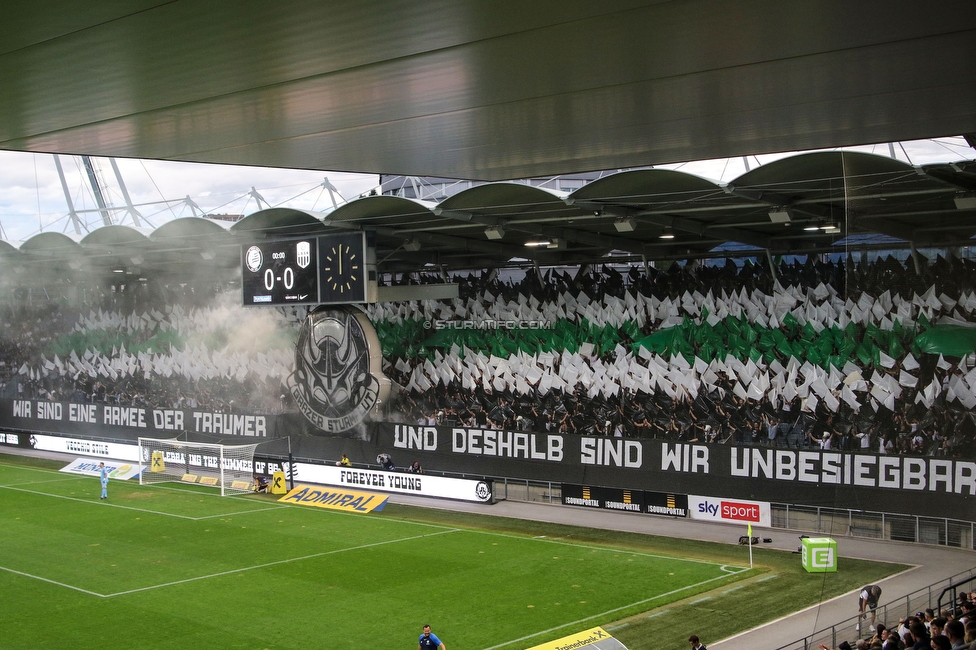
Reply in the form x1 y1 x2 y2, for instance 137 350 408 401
0 455 905 650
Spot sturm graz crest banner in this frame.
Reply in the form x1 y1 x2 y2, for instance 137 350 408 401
286 306 390 436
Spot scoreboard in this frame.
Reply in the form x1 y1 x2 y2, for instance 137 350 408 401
241 238 319 306
241 233 370 306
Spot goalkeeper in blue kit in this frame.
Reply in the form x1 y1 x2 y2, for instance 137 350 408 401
99 462 109 500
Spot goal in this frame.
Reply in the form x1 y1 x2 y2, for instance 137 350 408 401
138 437 260 496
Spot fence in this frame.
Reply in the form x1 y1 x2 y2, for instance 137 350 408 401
487 477 976 551
773 567 976 650
773 504 975 550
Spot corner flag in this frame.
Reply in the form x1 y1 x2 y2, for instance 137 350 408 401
747 522 753 568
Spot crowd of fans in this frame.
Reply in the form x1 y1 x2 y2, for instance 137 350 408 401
824 590 976 650
3 254 976 458
390 371 976 458
0 282 293 414
383 256 976 459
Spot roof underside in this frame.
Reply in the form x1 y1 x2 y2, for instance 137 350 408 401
1 1 975 182
8 152 976 279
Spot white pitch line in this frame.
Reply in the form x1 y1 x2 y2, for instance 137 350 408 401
467 529 749 572
141 482 264 500
0 461 68 474
102 528 460 598
0 564 106 598
0 469 465 525
0 482 288 521
0 484 199 519
482 570 745 650
0 476 89 488
0 466 744 561
192 506 289 520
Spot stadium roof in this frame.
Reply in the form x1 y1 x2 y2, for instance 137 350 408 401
1 2 975 182
6 151 976 280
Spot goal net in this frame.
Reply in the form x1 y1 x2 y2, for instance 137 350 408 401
138 437 260 496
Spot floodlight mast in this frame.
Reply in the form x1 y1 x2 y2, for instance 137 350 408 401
53 154 84 235
108 158 146 228
82 156 114 227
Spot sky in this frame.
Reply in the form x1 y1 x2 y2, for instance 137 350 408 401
0 137 972 243
0 155 381 242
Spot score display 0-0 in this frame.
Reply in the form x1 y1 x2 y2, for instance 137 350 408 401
241 232 369 306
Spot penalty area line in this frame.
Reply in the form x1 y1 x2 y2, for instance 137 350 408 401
0 485 198 519
0 564 107 598
0 461 70 475
102 528 460 598
0 483 285 520
0 476 91 488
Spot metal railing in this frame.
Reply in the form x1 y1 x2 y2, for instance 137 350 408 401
488 477 976 551
774 568 976 650
937 574 976 615
773 504 975 550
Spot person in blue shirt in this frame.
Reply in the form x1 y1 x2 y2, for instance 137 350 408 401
99 462 109 500
418 624 445 650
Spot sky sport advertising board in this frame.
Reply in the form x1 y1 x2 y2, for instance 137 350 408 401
688 495 771 528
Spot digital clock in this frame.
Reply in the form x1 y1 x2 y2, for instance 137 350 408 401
241 238 320 306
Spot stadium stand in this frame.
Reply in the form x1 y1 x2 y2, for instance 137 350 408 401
4 254 976 460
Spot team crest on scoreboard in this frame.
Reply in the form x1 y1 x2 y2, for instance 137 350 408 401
286 306 390 435
296 241 311 268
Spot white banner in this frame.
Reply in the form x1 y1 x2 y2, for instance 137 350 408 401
32 434 141 462
291 463 493 503
27 436 492 503
688 494 771 528
59 457 143 480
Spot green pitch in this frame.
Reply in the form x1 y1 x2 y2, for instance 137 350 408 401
0 457 903 650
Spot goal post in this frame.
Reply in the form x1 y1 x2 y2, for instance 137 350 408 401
138 437 260 496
